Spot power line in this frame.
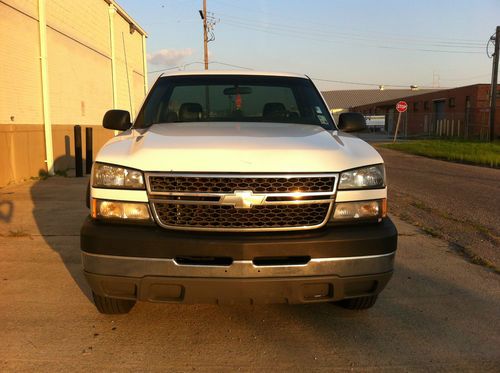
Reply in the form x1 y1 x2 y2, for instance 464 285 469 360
217 12 484 49
440 73 491 81
148 60 253 74
221 20 483 55
148 64 192 74
211 0 485 44
148 60 442 88
221 18 484 52
210 61 253 70
310 77 443 89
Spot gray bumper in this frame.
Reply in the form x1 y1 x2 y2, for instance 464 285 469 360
82 251 395 278
83 252 395 304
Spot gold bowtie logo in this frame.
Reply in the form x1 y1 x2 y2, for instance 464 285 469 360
220 190 266 209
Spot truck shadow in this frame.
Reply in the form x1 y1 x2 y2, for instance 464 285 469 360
122 260 499 368
30 155 92 302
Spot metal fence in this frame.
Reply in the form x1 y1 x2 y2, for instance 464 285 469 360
380 108 491 140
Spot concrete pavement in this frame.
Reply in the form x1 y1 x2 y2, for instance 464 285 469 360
378 147 500 271
0 176 499 372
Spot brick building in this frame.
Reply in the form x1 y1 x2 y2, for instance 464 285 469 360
0 0 147 187
351 84 498 140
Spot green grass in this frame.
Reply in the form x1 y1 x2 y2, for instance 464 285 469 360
379 140 500 168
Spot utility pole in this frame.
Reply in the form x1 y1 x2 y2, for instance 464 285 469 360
202 0 208 70
489 26 499 142
432 71 440 88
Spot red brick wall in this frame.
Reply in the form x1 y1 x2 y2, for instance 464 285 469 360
353 84 500 139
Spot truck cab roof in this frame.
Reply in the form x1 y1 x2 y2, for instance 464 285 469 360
160 70 308 79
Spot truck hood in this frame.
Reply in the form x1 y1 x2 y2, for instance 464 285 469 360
96 122 383 173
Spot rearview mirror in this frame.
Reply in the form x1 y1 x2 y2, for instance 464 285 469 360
338 112 367 132
103 110 131 131
223 86 252 95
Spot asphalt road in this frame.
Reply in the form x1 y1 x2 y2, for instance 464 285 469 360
1 176 499 372
378 147 500 271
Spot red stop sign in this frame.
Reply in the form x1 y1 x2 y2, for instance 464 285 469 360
396 101 408 113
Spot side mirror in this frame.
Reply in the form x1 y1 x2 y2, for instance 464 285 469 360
103 110 131 131
338 112 367 132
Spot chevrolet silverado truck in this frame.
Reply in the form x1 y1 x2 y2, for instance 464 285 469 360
81 71 397 314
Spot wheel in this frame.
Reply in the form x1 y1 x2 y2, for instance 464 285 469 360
92 291 136 314
337 295 378 310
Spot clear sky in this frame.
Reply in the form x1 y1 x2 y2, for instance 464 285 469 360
119 0 499 91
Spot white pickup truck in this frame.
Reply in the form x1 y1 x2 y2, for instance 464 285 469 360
81 71 397 314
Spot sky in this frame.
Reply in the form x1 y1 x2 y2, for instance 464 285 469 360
119 0 499 91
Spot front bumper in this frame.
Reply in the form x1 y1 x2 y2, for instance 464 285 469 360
81 217 397 304
85 271 393 304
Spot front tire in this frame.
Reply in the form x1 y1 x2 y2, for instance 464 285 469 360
92 291 136 314
337 295 378 310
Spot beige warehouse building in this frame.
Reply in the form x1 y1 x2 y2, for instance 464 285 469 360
0 0 148 187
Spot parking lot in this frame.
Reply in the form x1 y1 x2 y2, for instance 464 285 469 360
1 158 500 372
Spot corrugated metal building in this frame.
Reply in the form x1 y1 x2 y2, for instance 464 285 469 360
321 88 438 113
0 0 147 186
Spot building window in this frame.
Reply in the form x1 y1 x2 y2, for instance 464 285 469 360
413 102 419 112
423 101 429 110
449 97 456 108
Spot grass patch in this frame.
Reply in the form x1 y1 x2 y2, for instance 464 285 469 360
450 243 499 274
410 200 432 213
421 226 442 238
379 140 500 168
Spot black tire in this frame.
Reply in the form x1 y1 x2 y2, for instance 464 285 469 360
92 291 136 314
337 295 378 310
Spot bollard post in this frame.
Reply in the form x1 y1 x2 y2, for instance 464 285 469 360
74 125 83 177
85 127 93 174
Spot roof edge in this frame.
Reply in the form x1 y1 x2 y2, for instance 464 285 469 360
104 0 148 37
160 70 308 78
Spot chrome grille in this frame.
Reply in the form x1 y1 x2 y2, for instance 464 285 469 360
153 203 330 229
148 175 335 193
146 173 338 232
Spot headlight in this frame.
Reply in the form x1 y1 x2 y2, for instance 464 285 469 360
331 199 386 222
92 163 144 189
338 164 385 190
91 199 151 221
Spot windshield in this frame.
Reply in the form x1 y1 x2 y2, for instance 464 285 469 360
134 75 334 129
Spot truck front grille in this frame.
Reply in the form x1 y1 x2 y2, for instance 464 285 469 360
146 173 338 232
153 203 330 230
148 175 335 193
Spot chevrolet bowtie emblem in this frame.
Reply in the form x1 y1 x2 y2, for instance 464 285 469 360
220 190 266 209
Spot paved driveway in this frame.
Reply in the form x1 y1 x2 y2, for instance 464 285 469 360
0 176 499 372
378 147 500 270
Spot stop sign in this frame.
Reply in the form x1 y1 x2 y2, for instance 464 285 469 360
396 101 408 113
